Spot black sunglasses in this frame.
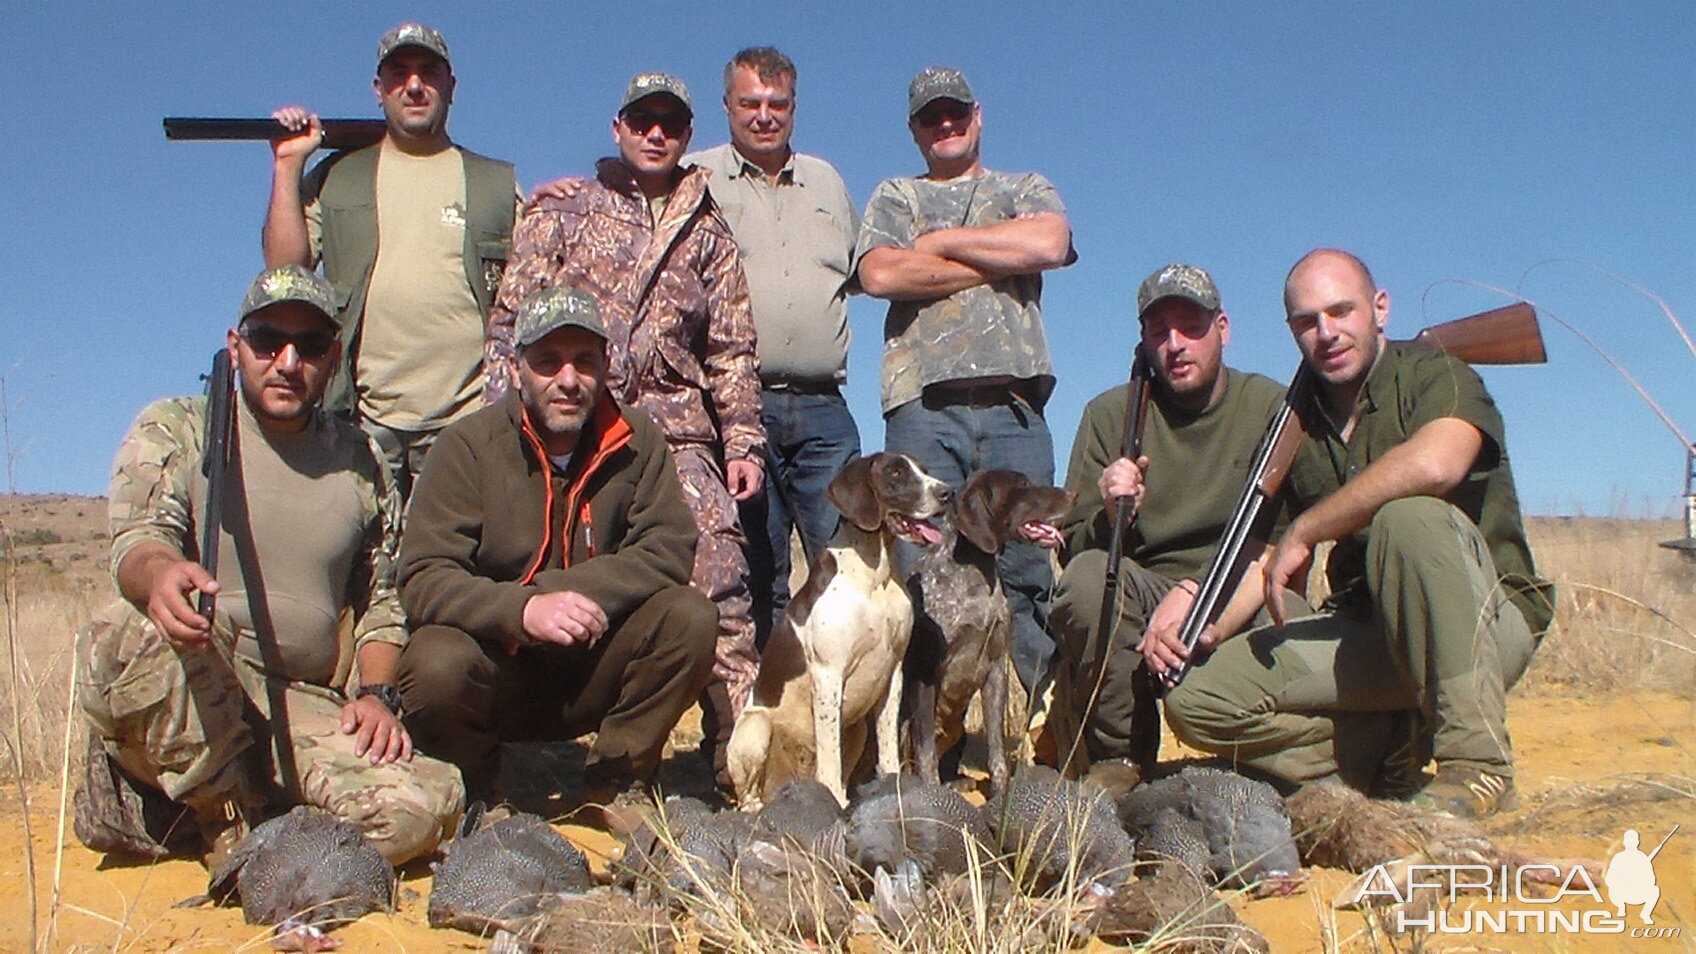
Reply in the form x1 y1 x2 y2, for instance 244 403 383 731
915 101 972 129
622 108 691 139
240 323 337 360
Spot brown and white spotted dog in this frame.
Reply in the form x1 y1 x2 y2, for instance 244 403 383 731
905 469 1075 795
726 453 952 809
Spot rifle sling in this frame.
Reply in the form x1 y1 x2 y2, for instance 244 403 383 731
226 426 302 796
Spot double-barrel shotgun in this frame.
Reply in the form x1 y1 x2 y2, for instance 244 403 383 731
197 348 236 619
163 117 386 151
1076 345 1158 770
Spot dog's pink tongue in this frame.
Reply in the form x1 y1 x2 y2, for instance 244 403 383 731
914 519 943 546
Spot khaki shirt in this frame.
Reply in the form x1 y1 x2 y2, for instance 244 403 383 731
108 395 405 685
1287 342 1554 633
854 169 1072 412
685 143 857 385
303 142 523 431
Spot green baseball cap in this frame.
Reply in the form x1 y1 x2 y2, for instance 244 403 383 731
513 287 607 348
377 22 451 69
1136 264 1222 319
239 265 338 327
620 72 693 117
908 67 975 117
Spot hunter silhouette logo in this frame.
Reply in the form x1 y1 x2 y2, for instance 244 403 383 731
1605 826 1676 926
1350 826 1682 938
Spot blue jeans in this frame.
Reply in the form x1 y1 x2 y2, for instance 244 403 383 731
884 392 1056 691
740 387 862 648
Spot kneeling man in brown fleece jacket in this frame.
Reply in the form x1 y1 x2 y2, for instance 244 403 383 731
397 286 716 831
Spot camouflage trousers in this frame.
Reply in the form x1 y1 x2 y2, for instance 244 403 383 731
76 601 464 864
671 443 757 714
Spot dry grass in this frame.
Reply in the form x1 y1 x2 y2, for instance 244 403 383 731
0 558 107 784
1521 516 1696 692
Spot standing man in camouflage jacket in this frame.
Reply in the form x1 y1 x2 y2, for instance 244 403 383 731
265 23 519 501
75 266 463 868
486 73 765 793
855 67 1076 692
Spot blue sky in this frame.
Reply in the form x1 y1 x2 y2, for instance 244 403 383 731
3 1 1693 516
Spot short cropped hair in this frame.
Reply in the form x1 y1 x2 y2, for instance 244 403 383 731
723 47 797 96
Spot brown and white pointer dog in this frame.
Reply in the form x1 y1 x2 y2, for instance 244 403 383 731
727 453 952 809
905 469 1074 795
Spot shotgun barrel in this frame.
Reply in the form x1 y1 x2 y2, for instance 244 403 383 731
163 117 387 151
197 348 235 618
1080 346 1156 768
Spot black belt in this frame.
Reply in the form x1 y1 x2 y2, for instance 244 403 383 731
923 382 1026 408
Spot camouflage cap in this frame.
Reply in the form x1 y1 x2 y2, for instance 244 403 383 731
239 265 338 326
1136 264 1222 319
513 287 607 348
619 72 693 117
377 22 451 69
908 67 975 117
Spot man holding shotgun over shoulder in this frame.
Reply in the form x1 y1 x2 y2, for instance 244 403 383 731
1164 248 1554 819
1048 264 1297 775
265 23 519 502
73 266 463 868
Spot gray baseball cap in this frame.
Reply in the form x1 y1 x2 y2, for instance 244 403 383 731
377 23 451 69
908 67 975 117
513 287 607 348
239 265 338 327
620 72 693 116
1136 264 1222 319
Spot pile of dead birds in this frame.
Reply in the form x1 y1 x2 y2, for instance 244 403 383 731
461 766 1290 953
204 763 1579 952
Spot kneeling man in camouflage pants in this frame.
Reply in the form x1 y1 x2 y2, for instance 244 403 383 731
76 266 463 867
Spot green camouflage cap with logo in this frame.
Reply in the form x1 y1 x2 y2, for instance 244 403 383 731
1136 263 1222 319
239 265 339 326
514 287 607 348
377 22 451 69
620 72 693 117
908 67 975 117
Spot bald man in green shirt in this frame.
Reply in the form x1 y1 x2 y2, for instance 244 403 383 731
1164 249 1553 819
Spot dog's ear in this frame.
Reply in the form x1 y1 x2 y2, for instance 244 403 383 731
956 470 1022 554
827 454 885 531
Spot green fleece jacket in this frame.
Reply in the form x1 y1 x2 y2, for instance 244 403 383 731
399 392 695 644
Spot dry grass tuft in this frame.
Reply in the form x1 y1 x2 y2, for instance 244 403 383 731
1520 517 1696 692
1490 773 1696 839
0 559 105 783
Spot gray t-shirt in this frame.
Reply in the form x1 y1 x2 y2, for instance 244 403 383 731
853 169 1070 412
686 143 858 385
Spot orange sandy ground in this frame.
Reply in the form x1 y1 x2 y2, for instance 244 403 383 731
2 688 1693 953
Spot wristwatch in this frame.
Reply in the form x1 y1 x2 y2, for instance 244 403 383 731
355 683 404 716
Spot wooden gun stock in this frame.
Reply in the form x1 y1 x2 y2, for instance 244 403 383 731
163 117 388 152
1412 302 1546 366
1159 301 1546 697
